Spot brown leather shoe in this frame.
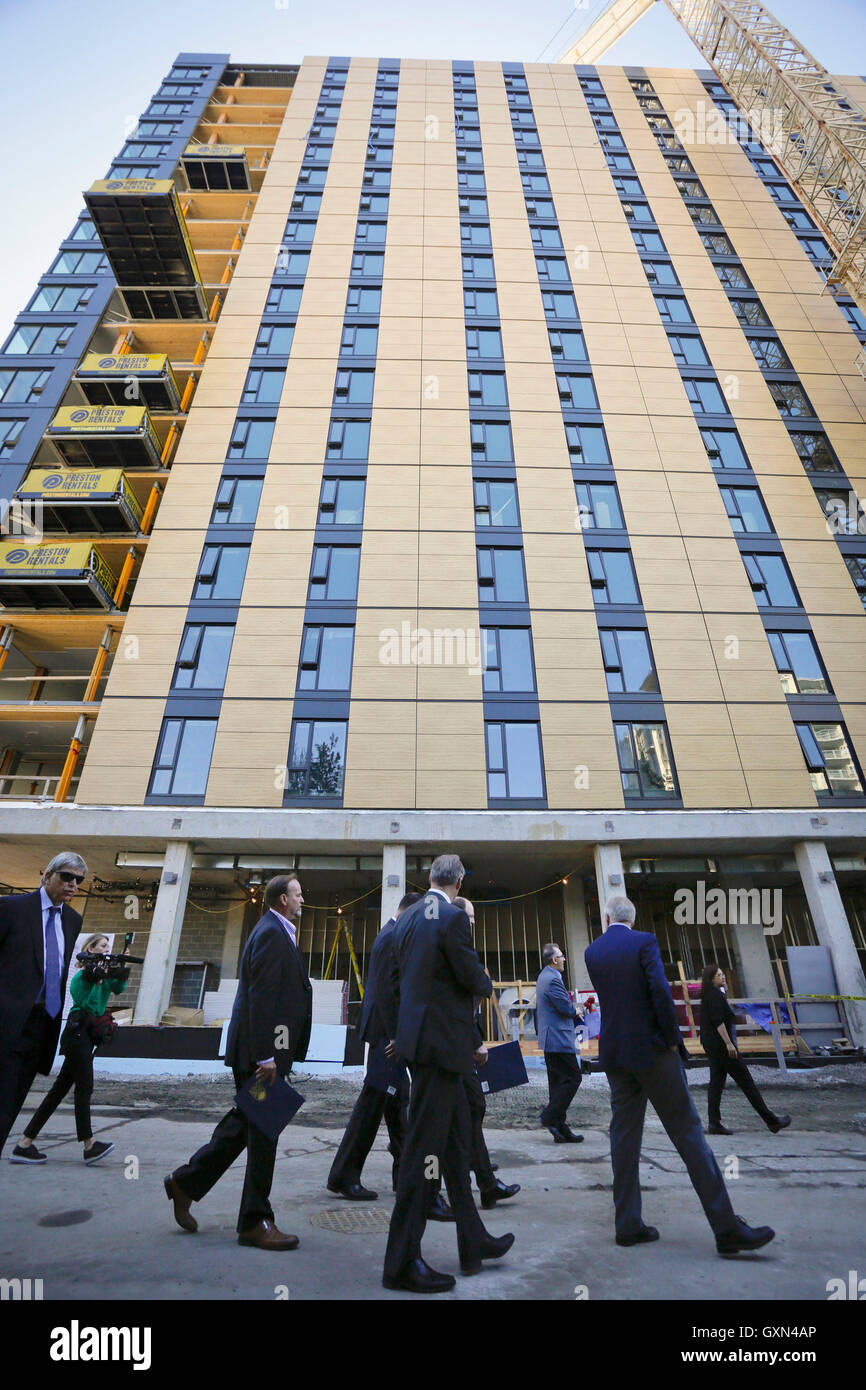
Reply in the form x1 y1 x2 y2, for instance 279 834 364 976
238 1219 299 1251
164 1174 197 1233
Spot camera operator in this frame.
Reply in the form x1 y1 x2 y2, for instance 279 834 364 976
11 933 130 1166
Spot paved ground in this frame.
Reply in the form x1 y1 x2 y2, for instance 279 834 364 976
2 1066 864 1302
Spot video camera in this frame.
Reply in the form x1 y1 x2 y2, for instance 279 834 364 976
76 931 144 984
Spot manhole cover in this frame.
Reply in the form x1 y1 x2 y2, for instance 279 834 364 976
38 1209 93 1228
311 1207 391 1234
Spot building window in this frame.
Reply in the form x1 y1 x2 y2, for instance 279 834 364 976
556 372 599 410
788 430 840 473
211 477 263 525
173 625 234 691
729 298 771 327
241 368 285 405
28 284 94 313
351 251 384 276
467 371 508 407
575 481 624 529
0 418 26 451
767 631 829 695
748 336 793 370
541 291 578 319
622 201 655 224
266 286 302 314
700 426 750 469
69 218 99 241
796 724 863 796
587 548 640 604
481 628 535 692
194 545 250 600
354 221 387 244
466 327 503 359
477 546 527 602
699 231 735 255
327 418 370 460
668 333 709 366
255 324 294 356
50 251 108 274
291 192 322 215
615 721 678 798
283 221 316 246
839 302 866 332
340 324 378 356
631 229 665 252
345 286 382 316
815 487 865 536
549 328 587 361
0 369 51 404
318 477 365 526
683 377 728 413
536 257 570 282
767 381 815 418
530 227 564 253
470 420 514 462
286 719 347 798
309 546 361 600
333 369 375 406
486 722 545 800
474 479 519 527
642 259 680 286
227 419 275 460
715 263 753 289
566 422 611 466
4 323 75 355
600 629 659 693
843 555 866 608
463 288 499 315
719 485 773 533
463 253 495 279
149 719 217 797
688 205 721 227
743 553 800 607
298 626 354 690
655 295 694 324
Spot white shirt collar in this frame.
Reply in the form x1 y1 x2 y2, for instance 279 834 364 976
270 908 297 944
40 886 59 917
428 888 450 902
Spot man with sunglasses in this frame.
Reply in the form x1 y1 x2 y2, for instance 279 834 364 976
0 852 88 1158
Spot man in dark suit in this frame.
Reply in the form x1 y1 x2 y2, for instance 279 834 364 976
536 941 584 1144
165 873 313 1250
0 852 88 1159
585 893 775 1257
382 854 515 1294
326 891 422 1199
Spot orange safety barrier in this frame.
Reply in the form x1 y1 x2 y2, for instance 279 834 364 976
55 715 87 804
82 628 113 704
140 482 162 534
112 548 136 608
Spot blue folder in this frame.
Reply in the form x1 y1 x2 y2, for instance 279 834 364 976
475 1040 528 1095
235 1074 305 1140
365 1042 409 1096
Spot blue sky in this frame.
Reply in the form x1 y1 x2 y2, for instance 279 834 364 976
1 0 864 339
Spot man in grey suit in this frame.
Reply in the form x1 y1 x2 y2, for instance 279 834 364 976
585 893 775 1256
536 943 584 1143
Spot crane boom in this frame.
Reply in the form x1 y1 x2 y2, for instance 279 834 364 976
559 0 866 311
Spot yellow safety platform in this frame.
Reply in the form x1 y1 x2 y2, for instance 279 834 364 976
45 405 163 469
75 353 182 412
181 143 251 191
0 541 118 611
15 469 144 535
84 178 208 320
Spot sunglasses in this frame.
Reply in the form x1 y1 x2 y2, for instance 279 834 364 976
57 871 85 885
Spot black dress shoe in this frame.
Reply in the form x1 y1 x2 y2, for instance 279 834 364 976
480 1179 520 1209
767 1114 791 1134
330 1180 378 1201
428 1193 455 1222
460 1231 515 1275
716 1216 775 1256
383 1257 455 1293
553 1126 584 1144
164 1174 197 1233
616 1224 660 1247
707 1123 733 1136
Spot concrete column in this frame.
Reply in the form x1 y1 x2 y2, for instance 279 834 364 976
562 875 592 990
219 898 247 980
729 921 777 1000
593 842 625 928
134 841 194 1025
795 841 866 1047
381 842 406 928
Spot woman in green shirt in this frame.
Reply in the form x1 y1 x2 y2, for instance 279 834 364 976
13 933 128 1165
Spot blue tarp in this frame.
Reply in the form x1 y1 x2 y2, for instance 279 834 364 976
740 1002 791 1034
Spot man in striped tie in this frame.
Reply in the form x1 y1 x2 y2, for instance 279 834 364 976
0 852 87 1158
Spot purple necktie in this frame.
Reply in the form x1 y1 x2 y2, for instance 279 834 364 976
44 907 62 1018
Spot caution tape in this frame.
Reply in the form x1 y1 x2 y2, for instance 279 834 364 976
789 994 866 1002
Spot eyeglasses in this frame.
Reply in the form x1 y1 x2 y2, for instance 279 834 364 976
57 871 85 885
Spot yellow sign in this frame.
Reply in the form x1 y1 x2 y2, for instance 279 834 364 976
78 352 170 377
88 178 175 196
0 541 118 596
184 144 246 158
47 405 149 433
19 468 125 497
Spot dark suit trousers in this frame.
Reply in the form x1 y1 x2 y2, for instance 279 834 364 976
384 1063 489 1278
541 1050 582 1129
172 1066 278 1233
0 1005 52 1155
704 1044 775 1127
607 1049 736 1239
430 1070 496 1197
328 1080 407 1189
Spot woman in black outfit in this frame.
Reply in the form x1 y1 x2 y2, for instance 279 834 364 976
699 962 791 1137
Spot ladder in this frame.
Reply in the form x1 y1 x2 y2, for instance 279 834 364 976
323 916 365 1000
